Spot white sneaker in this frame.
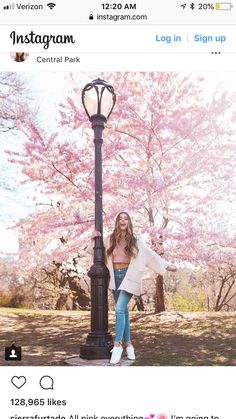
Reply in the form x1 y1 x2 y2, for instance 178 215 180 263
126 344 135 360
110 345 123 364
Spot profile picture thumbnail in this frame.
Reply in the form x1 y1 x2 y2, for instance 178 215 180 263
10 52 29 62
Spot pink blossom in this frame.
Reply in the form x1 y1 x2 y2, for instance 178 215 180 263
156 414 168 419
6 72 236 278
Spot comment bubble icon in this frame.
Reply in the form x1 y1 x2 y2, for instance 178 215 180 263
39 375 54 390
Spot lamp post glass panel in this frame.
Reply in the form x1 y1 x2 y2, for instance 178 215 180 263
80 79 116 359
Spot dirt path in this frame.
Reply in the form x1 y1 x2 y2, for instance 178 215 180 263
0 308 235 366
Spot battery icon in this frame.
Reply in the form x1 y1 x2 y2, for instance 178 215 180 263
215 2 233 9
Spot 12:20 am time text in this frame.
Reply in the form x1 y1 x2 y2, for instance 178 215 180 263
101 3 137 9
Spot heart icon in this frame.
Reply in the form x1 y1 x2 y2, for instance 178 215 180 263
11 376 26 389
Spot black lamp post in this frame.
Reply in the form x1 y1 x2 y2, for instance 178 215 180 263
80 78 116 359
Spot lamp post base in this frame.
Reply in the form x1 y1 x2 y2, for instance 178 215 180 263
80 331 114 359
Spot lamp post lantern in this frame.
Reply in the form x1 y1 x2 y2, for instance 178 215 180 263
80 78 116 359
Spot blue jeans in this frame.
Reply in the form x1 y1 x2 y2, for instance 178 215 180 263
113 268 133 343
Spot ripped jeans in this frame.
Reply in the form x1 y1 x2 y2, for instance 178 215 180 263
112 268 133 343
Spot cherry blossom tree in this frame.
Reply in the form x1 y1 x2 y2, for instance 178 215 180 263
0 72 32 196
205 262 236 311
0 72 29 133
6 72 236 312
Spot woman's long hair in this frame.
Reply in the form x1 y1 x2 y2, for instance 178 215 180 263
107 212 139 258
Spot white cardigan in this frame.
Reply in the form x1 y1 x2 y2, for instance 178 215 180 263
88 235 169 296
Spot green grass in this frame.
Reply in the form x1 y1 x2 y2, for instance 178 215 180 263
0 308 235 366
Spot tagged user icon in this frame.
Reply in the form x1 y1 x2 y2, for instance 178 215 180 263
5 344 22 361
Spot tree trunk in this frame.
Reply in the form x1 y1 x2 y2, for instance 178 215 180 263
145 204 168 314
55 294 68 310
155 274 165 313
132 296 145 311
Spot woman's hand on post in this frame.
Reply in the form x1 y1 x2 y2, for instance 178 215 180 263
166 264 177 272
91 230 102 239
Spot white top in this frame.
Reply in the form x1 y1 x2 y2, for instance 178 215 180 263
105 236 169 296
87 235 169 296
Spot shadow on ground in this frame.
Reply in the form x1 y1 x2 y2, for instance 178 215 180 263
0 308 235 366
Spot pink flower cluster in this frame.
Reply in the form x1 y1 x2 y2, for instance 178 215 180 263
145 413 168 419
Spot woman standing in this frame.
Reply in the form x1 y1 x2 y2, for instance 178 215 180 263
90 212 177 364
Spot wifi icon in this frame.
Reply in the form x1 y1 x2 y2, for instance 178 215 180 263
47 2 56 9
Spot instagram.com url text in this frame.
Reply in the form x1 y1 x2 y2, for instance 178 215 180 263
97 14 148 21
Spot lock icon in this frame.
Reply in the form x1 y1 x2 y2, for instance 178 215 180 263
89 14 94 20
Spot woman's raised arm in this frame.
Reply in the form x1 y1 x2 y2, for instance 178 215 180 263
142 242 177 275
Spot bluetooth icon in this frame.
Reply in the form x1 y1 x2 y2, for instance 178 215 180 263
190 2 195 9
